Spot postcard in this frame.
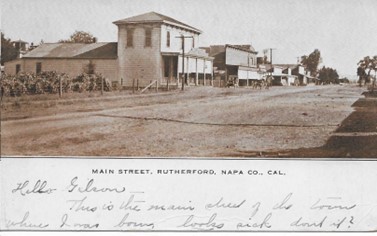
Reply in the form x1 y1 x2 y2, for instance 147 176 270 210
1 158 377 232
1 0 377 234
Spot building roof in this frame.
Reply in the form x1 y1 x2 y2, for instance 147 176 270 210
207 44 257 56
273 64 301 69
187 48 213 60
228 44 257 53
12 40 28 44
23 42 117 59
113 11 201 34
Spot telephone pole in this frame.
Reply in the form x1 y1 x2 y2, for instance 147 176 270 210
176 35 193 91
269 48 276 64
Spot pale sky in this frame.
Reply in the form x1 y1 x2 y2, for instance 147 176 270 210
2 0 377 77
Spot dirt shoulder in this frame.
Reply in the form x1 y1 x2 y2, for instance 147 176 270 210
2 85 373 158
1 87 259 121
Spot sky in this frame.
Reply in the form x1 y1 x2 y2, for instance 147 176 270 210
2 0 377 78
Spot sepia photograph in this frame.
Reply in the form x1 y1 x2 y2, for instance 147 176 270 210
1 0 377 234
1 0 376 158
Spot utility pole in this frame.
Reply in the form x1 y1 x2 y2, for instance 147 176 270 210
176 35 193 91
269 48 276 64
264 48 276 80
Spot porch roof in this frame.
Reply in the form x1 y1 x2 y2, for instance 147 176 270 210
162 49 214 60
239 65 259 71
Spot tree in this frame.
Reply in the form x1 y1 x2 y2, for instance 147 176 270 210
318 66 339 84
1 33 19 65
301 49 321 77
59 30 97 43
358 56 377 85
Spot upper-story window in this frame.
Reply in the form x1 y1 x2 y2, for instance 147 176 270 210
126 29 134 47
192 38 195 48
145 28 152 47
166 31 170 47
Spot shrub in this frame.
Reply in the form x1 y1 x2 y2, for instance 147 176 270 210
1 71 112 97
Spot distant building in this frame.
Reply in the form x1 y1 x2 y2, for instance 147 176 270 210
12 39 29 58
204 44 258 86
258 64 308 86
12 40 29 51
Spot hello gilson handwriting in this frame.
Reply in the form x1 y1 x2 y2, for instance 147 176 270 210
1 177 364 231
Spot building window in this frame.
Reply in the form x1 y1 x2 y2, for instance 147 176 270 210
166 31 170 47
192 38 195 48
126 29 134 47
145 28 152 47
36 62 42 74
16 64 21 74
85 60 95 74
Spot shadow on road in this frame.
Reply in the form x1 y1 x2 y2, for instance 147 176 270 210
288 96 377 158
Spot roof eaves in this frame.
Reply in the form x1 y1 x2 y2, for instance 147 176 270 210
226 44 256 53
162 20 202 34
113 20 161 25
22 56 117 60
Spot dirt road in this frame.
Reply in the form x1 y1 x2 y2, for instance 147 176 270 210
2 85 375 157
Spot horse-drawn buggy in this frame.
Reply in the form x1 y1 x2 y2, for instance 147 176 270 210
251 75 273 89
226 75 239 88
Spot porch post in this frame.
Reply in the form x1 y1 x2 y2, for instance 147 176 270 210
195 58 199 86
177 56 180 86
186 56 189 85
211 67 213 86
169 57 173 89
203 59 206 86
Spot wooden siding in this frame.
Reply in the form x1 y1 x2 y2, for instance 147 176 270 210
117 24 163 87
160 24 199 53
4 58 117 81
225 47 257 67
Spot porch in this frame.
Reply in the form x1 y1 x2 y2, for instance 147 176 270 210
161 51 214 87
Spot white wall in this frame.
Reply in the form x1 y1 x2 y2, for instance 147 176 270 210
178 56 213 74
160 24 199 54
238 70 259 80
298 66 305 74
225 47 256 67
273 67 283 74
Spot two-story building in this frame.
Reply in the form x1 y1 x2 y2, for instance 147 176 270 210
113 11 213 87
204 44 258 86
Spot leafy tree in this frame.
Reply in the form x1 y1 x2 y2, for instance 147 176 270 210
358 56 377 85
301 49 321 77
1 33 18 65
59 30 97 43
318 66 339 84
